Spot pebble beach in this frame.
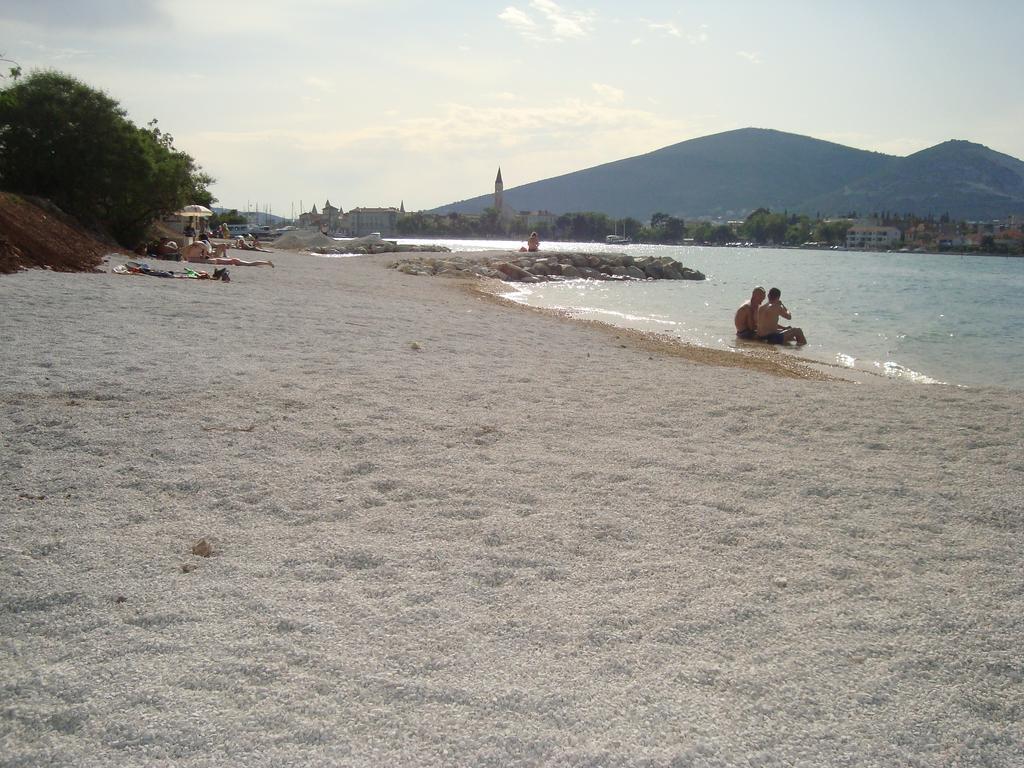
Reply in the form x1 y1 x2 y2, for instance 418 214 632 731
2 249 1022 766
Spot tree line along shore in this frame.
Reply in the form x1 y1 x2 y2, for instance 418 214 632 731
397 208 1023 254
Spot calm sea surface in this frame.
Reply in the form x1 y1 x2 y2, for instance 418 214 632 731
396 239 1024 389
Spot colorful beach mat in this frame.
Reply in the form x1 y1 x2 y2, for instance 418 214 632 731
113 262 229 281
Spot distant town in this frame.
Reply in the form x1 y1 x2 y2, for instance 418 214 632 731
214 194 1024 256
213 171 1023 256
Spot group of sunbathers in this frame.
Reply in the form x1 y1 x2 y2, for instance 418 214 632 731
734 285 808 345
139 233 274 268
180 236 274 268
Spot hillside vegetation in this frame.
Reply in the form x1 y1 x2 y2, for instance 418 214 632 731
435 129 1024 221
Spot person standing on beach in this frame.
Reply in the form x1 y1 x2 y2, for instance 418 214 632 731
734 285 766 339
756 287 807 345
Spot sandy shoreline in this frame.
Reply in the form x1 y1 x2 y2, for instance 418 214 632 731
2 250 1022 766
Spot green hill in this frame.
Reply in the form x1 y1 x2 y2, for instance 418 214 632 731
800 140 1024 220
432 129 1024 221
434 128 893 219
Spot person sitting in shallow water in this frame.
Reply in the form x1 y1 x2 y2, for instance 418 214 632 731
734 285 765 340
756 287 807 345
182 240 274 267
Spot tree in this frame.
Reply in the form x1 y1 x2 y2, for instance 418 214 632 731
554 212 611 242
1 52 21 81
478 206 501 235
709 224 735 244
648 212 685 243
0 70 214 245
786 218 812 245
815 219 853 246
210 208 247 228
688 221 726 244
740 208 788 244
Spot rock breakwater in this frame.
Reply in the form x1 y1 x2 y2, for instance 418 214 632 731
389 251 705 282
274 231 451 255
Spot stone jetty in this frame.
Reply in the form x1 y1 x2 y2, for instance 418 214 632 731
389 251 705 282
274 232 451 255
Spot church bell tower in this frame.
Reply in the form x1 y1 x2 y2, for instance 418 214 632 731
494 167 504 214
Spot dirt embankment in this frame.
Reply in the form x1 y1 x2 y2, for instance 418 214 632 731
0 192 127 274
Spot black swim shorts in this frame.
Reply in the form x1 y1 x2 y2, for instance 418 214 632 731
758 331 786 344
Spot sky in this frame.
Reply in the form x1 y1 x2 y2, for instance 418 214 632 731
2 0 1023 218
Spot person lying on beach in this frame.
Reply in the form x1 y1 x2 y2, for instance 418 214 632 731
182 240 274 267
155 238 180 257
137 238 181 259
184 237 225 258
756 287 807 345
734 285 765 339
233 236 271 252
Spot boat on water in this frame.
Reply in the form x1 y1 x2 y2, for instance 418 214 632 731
605 234 632 245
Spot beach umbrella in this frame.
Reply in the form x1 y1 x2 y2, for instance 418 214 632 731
175 204 213 218
175 204 214 237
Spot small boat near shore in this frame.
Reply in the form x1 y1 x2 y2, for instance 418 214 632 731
605 234 631 245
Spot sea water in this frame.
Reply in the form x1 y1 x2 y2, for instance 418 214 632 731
395 239 1024 389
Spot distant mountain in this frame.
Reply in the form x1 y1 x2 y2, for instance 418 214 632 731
431 129 1024 221
213 207 288 225
801 140 1024 220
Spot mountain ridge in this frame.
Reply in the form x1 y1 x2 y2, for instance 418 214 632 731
432 128 1024 221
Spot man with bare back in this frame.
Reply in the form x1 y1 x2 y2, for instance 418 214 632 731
756 287 807 345
734 285 766 340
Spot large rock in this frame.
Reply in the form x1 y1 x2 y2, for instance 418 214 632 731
643 260 664 279
662 260 684 279
576 266 608 280
388 250 704 283
495 262 540 283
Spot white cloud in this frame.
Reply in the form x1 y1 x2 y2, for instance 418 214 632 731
737 50 762 65
647 21 681 38
499 0 595 42
591 83 624 103
639 18 708 45
532 0 594 39
498 6 535 33
196 98 681 160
